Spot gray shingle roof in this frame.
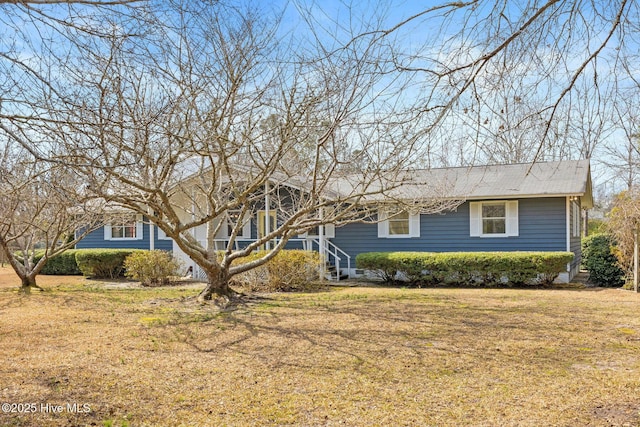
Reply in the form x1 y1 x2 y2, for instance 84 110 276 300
332 159 593 208
173 156 593 209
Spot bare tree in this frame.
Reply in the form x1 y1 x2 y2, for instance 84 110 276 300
600 95 640 191
0 143 103 291
1 0 639 301
31 2 459 302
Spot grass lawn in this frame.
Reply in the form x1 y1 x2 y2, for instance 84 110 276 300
1 267 639 426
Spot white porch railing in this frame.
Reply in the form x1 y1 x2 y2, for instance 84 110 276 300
305 238 351 281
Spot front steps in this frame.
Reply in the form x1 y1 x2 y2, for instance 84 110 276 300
325 262 349 281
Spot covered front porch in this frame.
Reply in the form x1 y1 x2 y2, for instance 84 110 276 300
168 178 354 282
172 231 351 283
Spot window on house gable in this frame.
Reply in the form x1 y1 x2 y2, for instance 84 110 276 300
470 201 518 237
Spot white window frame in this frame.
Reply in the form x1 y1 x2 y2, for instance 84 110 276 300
378 209 420 238
104 214 144 241
299 224 335 239
297 210 336 239
572 200 580 238
470 201 518 238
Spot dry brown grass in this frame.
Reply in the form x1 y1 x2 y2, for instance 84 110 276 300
0 266 639 426
0 265 88 289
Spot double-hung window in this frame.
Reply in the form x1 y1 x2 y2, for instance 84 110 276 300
388 211 410 235
470 201 518 237
482 203 507 234
105 214 143 240
378 209 420 238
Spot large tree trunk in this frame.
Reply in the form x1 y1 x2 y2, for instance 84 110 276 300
19 275 41 293
197 268 234 303
0 240 42 293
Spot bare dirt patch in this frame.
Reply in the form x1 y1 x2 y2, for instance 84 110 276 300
593 403 640 426
1 269 639 426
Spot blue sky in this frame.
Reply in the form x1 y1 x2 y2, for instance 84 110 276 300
1 0 638 197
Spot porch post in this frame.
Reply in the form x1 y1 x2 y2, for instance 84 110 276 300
148 208 155 251
149 222 155 250
264 181 270 250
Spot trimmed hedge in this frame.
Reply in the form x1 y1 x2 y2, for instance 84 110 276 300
32 250 82 275
75 249 143 279
356 251 575 287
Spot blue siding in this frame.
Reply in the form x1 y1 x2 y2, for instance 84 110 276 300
76 220 173 251
332 198 568 260
78 221 300 252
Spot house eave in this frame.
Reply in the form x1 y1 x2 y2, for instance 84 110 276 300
361 192 592 205
464 193 592 205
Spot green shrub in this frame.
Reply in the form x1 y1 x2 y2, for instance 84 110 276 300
356 251 574 287
33 250 82 275
75 249 142 279
123 250 181 286
354 251 399 282
582 234 624 287
232 250 321 292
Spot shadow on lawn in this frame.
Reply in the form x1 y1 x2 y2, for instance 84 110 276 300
167 292 470 376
